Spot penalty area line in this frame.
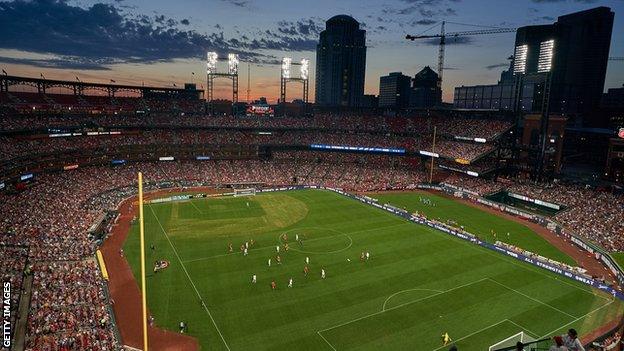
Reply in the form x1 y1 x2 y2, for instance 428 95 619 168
487 278 577 319
318 277 489 334
317 331 337 351
149 205 231 351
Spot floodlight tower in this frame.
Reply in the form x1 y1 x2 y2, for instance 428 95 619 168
206 52 239 112
279 57 309 114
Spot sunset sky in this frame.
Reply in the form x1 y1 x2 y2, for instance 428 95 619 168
0 0 623 103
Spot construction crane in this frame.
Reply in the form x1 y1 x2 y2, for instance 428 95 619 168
406 21 516 91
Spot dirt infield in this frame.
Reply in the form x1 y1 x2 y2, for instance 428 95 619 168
101 187 222 351
365 189 622 342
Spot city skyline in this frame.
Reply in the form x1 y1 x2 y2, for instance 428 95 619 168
1 0 623 103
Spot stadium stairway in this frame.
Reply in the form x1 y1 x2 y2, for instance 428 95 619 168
12 274 33 351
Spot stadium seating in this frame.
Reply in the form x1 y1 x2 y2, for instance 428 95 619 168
1 97 622 349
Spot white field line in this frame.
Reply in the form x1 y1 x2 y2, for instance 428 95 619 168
317 331 337 351
148 205 231 351
539 298 615 339
431 319 510 351
183 222 410 263
382 288 444 311
487 278 577 319
504 319 540 339
188 200 203 214
318 277 489 334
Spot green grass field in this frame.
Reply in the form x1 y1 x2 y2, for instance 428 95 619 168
123 189 623 350
611 253 624 272
370 191 573 265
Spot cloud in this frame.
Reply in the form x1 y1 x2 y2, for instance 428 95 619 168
0 55 112 70
412 19 437 26
277 19 324 37
485 63 509 70
220 0 250 7
0 0 318 69
530 0 597 3
422 36 473 45
386 0 458 17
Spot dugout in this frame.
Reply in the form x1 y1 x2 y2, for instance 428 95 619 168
485 190 564 217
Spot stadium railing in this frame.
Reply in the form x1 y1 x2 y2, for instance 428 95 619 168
492 338 552 351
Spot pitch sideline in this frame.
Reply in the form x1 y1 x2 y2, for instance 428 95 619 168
148 205 232 351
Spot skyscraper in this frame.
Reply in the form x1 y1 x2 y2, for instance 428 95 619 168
452 7 613 124
315 15 367 107
410 66 442 108
379 72 411 109
513 7 614 126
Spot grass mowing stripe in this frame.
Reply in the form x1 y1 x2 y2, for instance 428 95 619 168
318 277 489 334
148 204 231 351
487 278 578 319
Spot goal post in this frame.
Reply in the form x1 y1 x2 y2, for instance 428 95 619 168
489 331 536 351
233 188 256 197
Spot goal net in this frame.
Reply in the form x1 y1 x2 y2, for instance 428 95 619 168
489 331 536 351
233 188 256 197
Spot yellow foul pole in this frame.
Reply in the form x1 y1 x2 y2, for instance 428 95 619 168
429 126 437 183
138 172 149 351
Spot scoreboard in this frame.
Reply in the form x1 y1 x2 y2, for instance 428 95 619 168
246 104 274 117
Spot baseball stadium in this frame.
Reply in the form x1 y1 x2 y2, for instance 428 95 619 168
1 1 624 351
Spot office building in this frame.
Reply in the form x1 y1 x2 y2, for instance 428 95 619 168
453 6 614 127
315 15 367 107
379 72 411 109
410 66 441 108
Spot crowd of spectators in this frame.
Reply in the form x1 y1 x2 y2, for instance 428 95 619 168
0 107 512 141
589 331 621 351
2 101 622 348
0 128 496 170
0 246 29 346
26 261 120 351
0 153 429 349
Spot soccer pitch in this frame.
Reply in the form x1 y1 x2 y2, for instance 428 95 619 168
123 189 623 350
